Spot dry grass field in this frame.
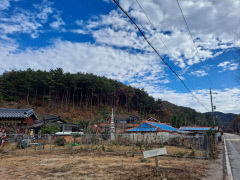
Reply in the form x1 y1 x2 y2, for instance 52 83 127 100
0 145 208 180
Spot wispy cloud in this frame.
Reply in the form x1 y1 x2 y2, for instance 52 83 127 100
190 70 208 77
0 0 64 39
50 14 65 29
70 29 88 35
0 0 10 10
218 61 239 72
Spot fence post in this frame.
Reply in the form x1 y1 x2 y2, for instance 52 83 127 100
155 156 159 172
70 138 72 150
206 135 209 158
132 134 134 157
50 135 52 152
87 134 88 147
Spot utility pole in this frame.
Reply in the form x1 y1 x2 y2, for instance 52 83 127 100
110 108 115 141
210 88 215 126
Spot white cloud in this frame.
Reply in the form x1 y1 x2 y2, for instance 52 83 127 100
50 14 65 29
70 29 88 35
0 0 10 10
190 70 208 77
218 61 239 71
150 87 240 114
0 39 166 84
0 0 65 39
80 0 240 70
127 80 240 114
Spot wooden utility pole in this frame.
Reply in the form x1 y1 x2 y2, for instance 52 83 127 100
210 88 215 126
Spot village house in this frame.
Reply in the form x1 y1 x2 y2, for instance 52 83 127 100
0 108 38 134
31 115 83 136
125 121 188 143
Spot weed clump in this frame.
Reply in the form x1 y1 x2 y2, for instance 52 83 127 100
55 137 66 146
188 150 196 157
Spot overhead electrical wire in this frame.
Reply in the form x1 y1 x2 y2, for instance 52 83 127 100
135 0 193 90
112 0 210 112
176 0 200 58
134 0 172 56
176 0 214 88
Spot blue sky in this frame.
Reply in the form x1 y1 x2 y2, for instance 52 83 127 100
0 0 239 113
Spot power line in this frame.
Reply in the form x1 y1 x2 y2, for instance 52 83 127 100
176 0 199 58
176 0 214 88
135 0 194 90
134 0 172 58
112 0 210 112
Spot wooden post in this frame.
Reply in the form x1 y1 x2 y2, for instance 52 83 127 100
155 156 158 172
132 134 134 157
50 135 52 152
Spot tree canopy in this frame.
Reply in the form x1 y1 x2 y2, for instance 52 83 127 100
0 68 211 125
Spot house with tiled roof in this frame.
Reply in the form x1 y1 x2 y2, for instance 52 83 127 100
0 108 38 133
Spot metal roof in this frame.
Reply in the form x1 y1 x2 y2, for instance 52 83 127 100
179 127 216 131
126 121 184 133
148 122 183 132
0 108 38 119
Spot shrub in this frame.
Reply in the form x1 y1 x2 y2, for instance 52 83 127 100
112 140 119 146
136 141 144 151
40 125 60 135
102 144 105 152
188 150 196 157
139 158 150 163
175 151 186 157
55 137 66 146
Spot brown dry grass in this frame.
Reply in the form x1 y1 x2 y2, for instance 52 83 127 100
0 146 208 180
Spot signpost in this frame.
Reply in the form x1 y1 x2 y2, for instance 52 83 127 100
143 148 167 172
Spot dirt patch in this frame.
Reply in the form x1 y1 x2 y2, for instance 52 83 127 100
0 149 208 180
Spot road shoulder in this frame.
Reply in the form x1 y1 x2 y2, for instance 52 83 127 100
201 142 224 180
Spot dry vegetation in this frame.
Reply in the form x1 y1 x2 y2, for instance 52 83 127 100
0 145 209 180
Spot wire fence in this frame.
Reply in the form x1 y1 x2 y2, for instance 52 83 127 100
0 132 221 159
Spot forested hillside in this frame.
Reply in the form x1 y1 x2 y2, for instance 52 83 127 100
0 69 215 126
207 112 238 131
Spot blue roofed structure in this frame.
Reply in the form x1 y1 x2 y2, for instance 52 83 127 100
126 121 184 133
179 127 216 131
179 126 216 134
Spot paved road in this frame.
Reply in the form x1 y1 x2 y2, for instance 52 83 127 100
224 133 240 180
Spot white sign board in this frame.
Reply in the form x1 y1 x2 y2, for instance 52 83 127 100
143 148 167 158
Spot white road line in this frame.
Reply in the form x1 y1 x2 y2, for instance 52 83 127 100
224 137 233 180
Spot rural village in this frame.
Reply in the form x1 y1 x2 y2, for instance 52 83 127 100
0 0 240 179
0 105 226 180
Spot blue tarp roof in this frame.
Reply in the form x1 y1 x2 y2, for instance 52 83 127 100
179 127 216 131
126 121 183 133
